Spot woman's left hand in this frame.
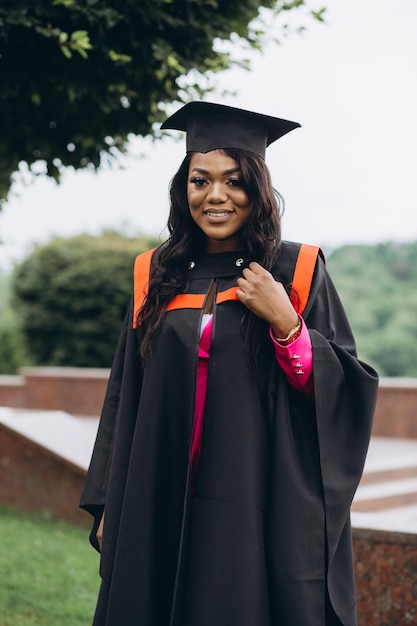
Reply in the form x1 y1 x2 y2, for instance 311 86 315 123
236 262 299 338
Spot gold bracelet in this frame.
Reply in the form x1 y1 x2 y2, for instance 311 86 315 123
273 319 302 345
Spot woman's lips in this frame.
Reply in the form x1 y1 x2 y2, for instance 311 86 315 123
204 210 233 223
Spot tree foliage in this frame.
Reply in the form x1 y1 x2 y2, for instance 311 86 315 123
11 232 159 368
0 0 323 205
327 241 417 377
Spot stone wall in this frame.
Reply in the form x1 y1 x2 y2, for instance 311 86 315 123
0 367 109 416
0 419 88 527
373 377 417 438
1 370 416 435
354 527 417 625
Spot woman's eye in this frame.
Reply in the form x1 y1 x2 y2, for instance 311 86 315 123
227 178 243 187
189 176 207 187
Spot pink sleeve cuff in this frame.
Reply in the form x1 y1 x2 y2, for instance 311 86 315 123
269 317 314 398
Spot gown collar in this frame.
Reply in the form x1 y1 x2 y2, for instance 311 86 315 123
187 251 250 278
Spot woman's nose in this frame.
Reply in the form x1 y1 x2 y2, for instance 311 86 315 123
207 181 227 202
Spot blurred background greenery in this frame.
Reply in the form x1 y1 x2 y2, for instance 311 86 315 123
1 233 416 377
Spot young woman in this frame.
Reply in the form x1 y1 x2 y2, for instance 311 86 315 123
81 102 378 626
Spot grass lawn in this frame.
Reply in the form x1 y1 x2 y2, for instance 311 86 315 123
0 506 99 626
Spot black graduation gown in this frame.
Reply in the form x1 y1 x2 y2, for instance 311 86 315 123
80 241 379 626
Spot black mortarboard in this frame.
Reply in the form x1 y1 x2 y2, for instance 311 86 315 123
161 101 301 159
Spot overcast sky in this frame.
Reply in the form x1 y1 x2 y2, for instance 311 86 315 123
0 0 416 270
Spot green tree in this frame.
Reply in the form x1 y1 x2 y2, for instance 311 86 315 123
0 0 324 205
11 232 159 368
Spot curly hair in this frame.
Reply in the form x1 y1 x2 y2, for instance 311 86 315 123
136 148 284 358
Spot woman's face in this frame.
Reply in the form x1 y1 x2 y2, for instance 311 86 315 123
187 150 253 252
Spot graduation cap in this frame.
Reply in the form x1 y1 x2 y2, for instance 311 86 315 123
161 101 301 159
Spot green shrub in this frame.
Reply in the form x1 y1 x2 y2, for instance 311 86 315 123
0 322 27 375
0 273 28 374
12 232 159 368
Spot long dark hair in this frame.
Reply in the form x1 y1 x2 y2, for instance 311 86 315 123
136 148 284 359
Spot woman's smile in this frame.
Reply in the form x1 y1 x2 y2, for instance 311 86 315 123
204 209 234 222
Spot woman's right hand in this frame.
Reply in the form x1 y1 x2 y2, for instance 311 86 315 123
236 262 299 337
96 511 105 552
